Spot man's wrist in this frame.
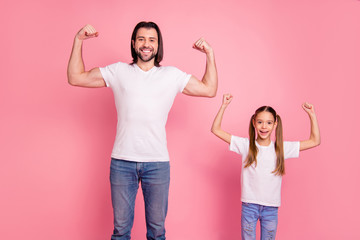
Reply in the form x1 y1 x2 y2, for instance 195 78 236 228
206 49 214 57
75 34 85 42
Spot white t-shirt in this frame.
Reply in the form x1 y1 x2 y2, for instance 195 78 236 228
100 62 191 162
230 136 300 207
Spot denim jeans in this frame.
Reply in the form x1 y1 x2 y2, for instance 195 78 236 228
110 158 170 240
241 202 278 240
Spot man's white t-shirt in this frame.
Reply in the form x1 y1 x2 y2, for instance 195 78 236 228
100 62 191 162
230 136 300 207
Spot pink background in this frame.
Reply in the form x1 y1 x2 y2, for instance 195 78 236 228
1 0 360 239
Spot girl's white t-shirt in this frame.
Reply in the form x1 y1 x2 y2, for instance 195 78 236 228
100 62 191 162
230 136 300 207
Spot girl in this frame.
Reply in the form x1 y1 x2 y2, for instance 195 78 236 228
211 94 320 240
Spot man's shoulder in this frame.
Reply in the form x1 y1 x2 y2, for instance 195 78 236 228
157 65 184 74
101 61 135 71
109 61 132 67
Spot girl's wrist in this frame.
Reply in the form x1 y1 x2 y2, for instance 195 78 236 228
308 112 316 118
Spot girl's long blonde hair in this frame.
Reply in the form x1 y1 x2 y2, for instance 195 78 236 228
244 106 285 176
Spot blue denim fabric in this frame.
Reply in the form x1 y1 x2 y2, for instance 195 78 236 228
241 202 278 240
110 158 170 240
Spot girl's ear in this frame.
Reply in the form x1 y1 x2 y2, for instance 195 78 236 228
274 120 278 128
252 118 255 128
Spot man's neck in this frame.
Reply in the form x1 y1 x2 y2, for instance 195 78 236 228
136 60 155 72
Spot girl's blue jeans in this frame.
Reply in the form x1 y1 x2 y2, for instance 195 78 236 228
241 202 279 240
110 158 170 240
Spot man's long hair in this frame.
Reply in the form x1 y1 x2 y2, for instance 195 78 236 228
130 21 164 67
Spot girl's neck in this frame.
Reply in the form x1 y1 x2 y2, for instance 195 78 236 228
256 137 271 146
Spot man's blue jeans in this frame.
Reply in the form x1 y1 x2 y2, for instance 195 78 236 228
241 202 278 240
110 158 170 240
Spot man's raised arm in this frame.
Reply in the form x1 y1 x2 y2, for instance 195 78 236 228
67 24 105 88
182 38 218 97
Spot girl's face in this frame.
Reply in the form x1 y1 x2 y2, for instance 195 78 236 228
253 111 277 140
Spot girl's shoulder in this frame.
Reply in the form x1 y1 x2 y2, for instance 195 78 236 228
229 136 249 155
283 141 300 159
231 136 249 144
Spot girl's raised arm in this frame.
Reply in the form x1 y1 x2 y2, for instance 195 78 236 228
211 94 233 144
300 103 321 151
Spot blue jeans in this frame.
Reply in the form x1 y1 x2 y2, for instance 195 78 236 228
241 202 278 240
110 158 170 240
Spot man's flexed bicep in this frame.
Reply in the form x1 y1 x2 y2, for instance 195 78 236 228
68 67 105 88
182 75 215 97
182 38 218 97
67 24 106 88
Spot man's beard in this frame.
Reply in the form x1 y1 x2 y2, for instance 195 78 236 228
136 48 157 63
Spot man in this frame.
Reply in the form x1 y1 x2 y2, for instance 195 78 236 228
67 22 217 240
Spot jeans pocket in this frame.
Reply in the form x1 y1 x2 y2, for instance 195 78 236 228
110 159 136 185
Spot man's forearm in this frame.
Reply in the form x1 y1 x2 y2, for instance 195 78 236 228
202 50 218 97
67 37 85 84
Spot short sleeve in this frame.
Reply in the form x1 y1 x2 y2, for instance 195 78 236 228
99 62 121 88
229 136 249 155
284 141 300 159
179 74 191 93
169 67 191 93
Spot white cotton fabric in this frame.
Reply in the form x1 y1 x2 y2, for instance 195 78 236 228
230 136 300 206
100 62 191 162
